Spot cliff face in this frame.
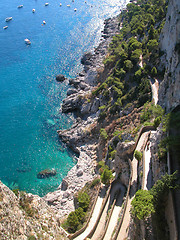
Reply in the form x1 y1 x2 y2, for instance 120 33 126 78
0 181 67 240
159 0 180 111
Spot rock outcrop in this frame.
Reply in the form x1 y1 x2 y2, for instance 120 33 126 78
159 0 180 112
0 181 67 240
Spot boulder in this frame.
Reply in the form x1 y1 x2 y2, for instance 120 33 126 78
56 74 65 82
61 179 68 191
67 88 78 96
37 169 56 179
77 169 83 177
81 52 94 65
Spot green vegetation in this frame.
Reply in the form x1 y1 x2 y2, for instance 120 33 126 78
78 192 90 211
131 190 155 220
101 168 113 185
134 150 143 161
27 235 36 240
151 171 178 239
131 172 178 239
90 178 100 188
93 0 167 120
62 178 101 234
63 191 90 233
100 128 108 140
140 103 164 123
98 161 113 185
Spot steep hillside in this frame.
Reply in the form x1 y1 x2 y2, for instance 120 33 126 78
0 181 67 240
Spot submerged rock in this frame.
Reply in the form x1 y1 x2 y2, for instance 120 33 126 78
37 169 57 179
56 74 66 82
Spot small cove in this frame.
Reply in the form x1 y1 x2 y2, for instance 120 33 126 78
0 0 129 196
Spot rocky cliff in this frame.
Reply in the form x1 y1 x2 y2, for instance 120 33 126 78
159 0 180 111
0 181 67 240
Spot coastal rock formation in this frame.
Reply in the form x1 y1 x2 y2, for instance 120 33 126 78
56 74 66 82
37 169 57 179
43 17 122 217
0 181 67 240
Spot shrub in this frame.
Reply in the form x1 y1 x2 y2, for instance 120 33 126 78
100 128 108 140
153 116 162 128
90 178 100 188
134 150 142 161
67 211 79 233
147 39 159 52
131 189 155 220
124 60 133 72
78 192 90 211
100 168 113 185
75 207 85 223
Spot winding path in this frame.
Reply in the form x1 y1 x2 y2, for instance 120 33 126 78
116 131 150 240
73 186 106 240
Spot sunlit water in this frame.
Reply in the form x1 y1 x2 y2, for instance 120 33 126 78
0 0 128 196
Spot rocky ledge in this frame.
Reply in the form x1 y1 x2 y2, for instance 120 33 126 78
43 16 122 218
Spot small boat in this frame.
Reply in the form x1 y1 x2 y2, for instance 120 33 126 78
5 17 12 22
3 26 8 30
24 38 31 45
17 5 23 8
32 9 35 13
60 3 62 6
43 20 46 24
67 4 70 7
74 8 77 11
45 3 49 6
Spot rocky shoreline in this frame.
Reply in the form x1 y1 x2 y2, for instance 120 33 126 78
43 15 122 218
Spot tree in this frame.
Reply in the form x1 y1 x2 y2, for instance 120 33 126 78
147 39 159 52
148 25 157 40
134 150 143 161
78 192 90 211
67 211 79 232
101 168 113 185
75 207 85 223
131 189 155 220
151 66 157 77
131 49 142 63
124 60 133 72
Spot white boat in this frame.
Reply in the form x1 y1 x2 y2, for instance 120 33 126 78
3 26 8 30
74 8 77 11
45 3 49 6
17 5 23 8
60 3 62 6
67 4 70 7
5 17 12 22
43 20 46 24
24 38 31 45
32 9 35 13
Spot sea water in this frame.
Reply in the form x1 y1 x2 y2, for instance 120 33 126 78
0 0 128 196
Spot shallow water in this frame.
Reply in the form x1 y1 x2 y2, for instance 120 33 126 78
0 0 128 196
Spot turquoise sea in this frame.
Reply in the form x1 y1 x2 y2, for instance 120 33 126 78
0 0 128 196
